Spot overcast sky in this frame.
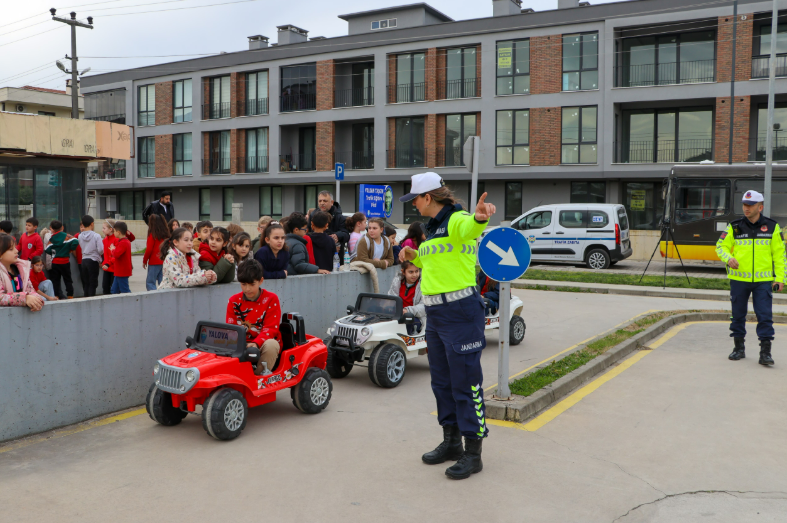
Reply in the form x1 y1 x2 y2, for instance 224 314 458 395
1 0 618 92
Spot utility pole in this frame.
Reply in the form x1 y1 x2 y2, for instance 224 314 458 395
51 9 93 119
764 0 779 214
728 1 738 164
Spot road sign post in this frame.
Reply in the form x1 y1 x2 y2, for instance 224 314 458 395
477 227 531 399
463 136 480 206
335 163 344 206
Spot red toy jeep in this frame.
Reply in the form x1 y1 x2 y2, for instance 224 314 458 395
146 313 332 440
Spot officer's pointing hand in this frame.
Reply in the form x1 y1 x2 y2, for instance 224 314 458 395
728 257 739 269
400 246 417 263
475 192 496 222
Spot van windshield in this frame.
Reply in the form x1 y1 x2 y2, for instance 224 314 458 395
617 208 629 230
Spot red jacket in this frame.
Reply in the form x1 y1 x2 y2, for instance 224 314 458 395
143 235 164 266
17 232 43 261
304 235 316 265
112 237 133 277
226 289 282 347
30 269 46 292
102 231 135 272
74 232 83 264
399 280 417 308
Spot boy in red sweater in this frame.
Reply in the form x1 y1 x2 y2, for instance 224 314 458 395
17 217 43 261
226 260 282 375
110 221 133 294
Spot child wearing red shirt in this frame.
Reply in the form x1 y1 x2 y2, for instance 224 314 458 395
110 221 133 294
17 217 43 261
226 260 282 375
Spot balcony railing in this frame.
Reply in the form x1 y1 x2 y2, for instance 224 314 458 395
615 139 713 163
434 146 463 167
614 59 715 87
202 102 231 120
387 82 426 103
751 55 787 79
244 97 269 116
234 155 270 173
280 93 316 112
279 153 316 172
334 150 374 170
202 155 231 175
85 114 126 124
334 87 374 108
88 168 126 180
755 135 787 161
437 78 480 100
386 149 425 168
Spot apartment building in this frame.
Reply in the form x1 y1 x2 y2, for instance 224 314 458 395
81 0 787 228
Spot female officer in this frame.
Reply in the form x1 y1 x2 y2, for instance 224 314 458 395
399 172 496 480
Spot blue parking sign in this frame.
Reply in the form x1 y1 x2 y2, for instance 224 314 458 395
477 227 531 282
335 163 344 181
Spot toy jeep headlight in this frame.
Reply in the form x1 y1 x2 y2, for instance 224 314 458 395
185 370 196 382
153 363 160 375
356 327 372 345
327 324 337 336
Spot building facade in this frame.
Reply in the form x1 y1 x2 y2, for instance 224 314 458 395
81 0 787 228
0 84 84 119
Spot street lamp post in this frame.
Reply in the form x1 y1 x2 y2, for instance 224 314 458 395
50 9 93 119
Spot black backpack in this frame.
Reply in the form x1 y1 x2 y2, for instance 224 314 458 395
142 201 156 224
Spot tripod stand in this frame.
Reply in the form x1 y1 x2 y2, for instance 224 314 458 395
639 220 691 288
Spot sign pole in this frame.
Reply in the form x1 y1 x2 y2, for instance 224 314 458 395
336 178 340 207
495 281 511 399
471 136 480 205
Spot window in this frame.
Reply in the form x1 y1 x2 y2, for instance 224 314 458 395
208 131 230 174
444 47 477 99
559 210 586 228
246 128 269 173
394 53 426 102
84 88 126 123
756 103 787 161
260 186 283 219
587 210 609 228
303 184 333 212
38 111 55 116
562 106 597 164
199 188 211 221
570 181 606 203
623 181 665 230
505 182 522 220
674 179 730 224
138 137 155 178
392 117 425 167
444 114 476 167
496 39 529 95
619 31 715 87
173 79 192 123
513 211 552 230
621 107 713 163
246 71 269 115
402 183 421 224
496 109 529 165
209 76 231 119
138 85 155 126
222 188 234 221
281 63 317 112
752 23 787 78
371 18 397 30
118 191 145 220
173 133 192 176
350 122 374 169
563 33 598 91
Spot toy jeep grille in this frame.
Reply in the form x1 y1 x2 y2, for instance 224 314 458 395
155 362 198 394
336 325 357 340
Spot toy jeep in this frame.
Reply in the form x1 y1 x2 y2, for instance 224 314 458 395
146 313 332 441
325 293 525 388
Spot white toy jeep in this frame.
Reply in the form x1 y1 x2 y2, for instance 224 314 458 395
326 292 525 388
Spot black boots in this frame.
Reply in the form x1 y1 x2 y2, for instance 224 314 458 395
729 338 746 360
445 438 483 480
422 425 463 465
759 340 775 366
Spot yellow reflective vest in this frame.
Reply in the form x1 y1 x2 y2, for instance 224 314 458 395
715 216 786 284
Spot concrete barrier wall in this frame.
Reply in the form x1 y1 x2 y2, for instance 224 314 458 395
0 269 396 442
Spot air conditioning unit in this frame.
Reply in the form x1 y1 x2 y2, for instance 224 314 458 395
87 190 97 199
16 105 24 112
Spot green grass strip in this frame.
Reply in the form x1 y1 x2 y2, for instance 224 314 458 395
520 269 730 291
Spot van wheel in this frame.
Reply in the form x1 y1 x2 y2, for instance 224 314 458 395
146 383 187 426
369 344 407 388
202 388 248 441
326 350 353 379
586 249 610 270
510 316 526 346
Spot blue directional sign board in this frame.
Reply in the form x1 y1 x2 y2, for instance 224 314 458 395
477 227 531 282
334 163 345 181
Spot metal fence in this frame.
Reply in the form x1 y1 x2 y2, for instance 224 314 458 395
244 97 269 116
202 102 231 120
241 155 269 173
334 150 374 169
202 155 231 174
387 82 426 103
279 153 316 172
615 139 713 163
334 87 374 108
435 146 463 167
280 93 316 112
387 148 425 168
751 55 787 79
755 135 787 161
614 59 715 87
437 77 479 99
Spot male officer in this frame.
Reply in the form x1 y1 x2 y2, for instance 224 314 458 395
716 190 786 365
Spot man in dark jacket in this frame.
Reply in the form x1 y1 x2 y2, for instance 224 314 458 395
285 213 329 275
307 191 349 265
143 191 175 224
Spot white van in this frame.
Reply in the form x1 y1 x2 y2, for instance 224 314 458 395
508 204 632 270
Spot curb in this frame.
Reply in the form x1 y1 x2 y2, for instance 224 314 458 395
485 312 787 423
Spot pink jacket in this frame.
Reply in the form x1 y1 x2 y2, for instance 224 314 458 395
0 259 34 307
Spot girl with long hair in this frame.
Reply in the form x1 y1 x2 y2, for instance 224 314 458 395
344 212 367 262
143 214 170 291
158 227 217 289
0 234 43 310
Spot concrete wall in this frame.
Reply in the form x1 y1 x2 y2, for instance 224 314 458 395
0 269 397 442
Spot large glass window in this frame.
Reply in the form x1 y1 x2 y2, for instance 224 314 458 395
223 188 234 221
619 31 715 87
496 39 530 95
392 117 425 168
623 181 665 230
350 123 374 169
562 106 597 164
756 103 787 161
674 179 730 224
505 182 523 220
496 109 529 165
138 137 155 178
138 85 155 126
117 191 145 221
260 186 283 219
443 47 477 99
444 114 477 167
753 23 787 78
199 188 211 221
246 70 269 115
281 63 316 112
84 88 125 123
209 76 231 119
208 131 230 174
621 107 713 163
394 53 426 102
173 79 192 123
246 128 269 173
570 181 606 203
563 33 598 91
512 211 552 231
173 133 192 176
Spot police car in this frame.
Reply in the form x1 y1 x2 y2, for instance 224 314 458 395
325 292 525 388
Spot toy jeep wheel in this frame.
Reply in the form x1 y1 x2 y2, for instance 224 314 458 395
368 344 407 388
291 368 332 414
326 350 353 379
202 388 248 441
146 383 187 426
510 316 526 346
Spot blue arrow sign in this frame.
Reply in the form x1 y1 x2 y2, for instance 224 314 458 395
335 163 344 181
477 227 531 282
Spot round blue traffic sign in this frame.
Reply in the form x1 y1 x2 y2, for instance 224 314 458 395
477 227 531 282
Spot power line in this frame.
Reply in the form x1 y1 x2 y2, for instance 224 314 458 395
0 19 50 38
99 0 262 17
0 26 66 49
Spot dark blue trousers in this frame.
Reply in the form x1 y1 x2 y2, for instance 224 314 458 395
425 290 488 439
730 280 774 341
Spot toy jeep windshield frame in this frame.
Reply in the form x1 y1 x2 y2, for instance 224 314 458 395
352 293 403 320
186 321 247 358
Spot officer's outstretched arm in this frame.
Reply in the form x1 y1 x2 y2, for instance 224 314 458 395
715 224 735 265
449 211 489 242
772 224 786 284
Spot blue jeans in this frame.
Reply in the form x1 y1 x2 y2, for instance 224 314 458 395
38 279 54 302
146 265 163 291
730 280 774 341
111 276 131 294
